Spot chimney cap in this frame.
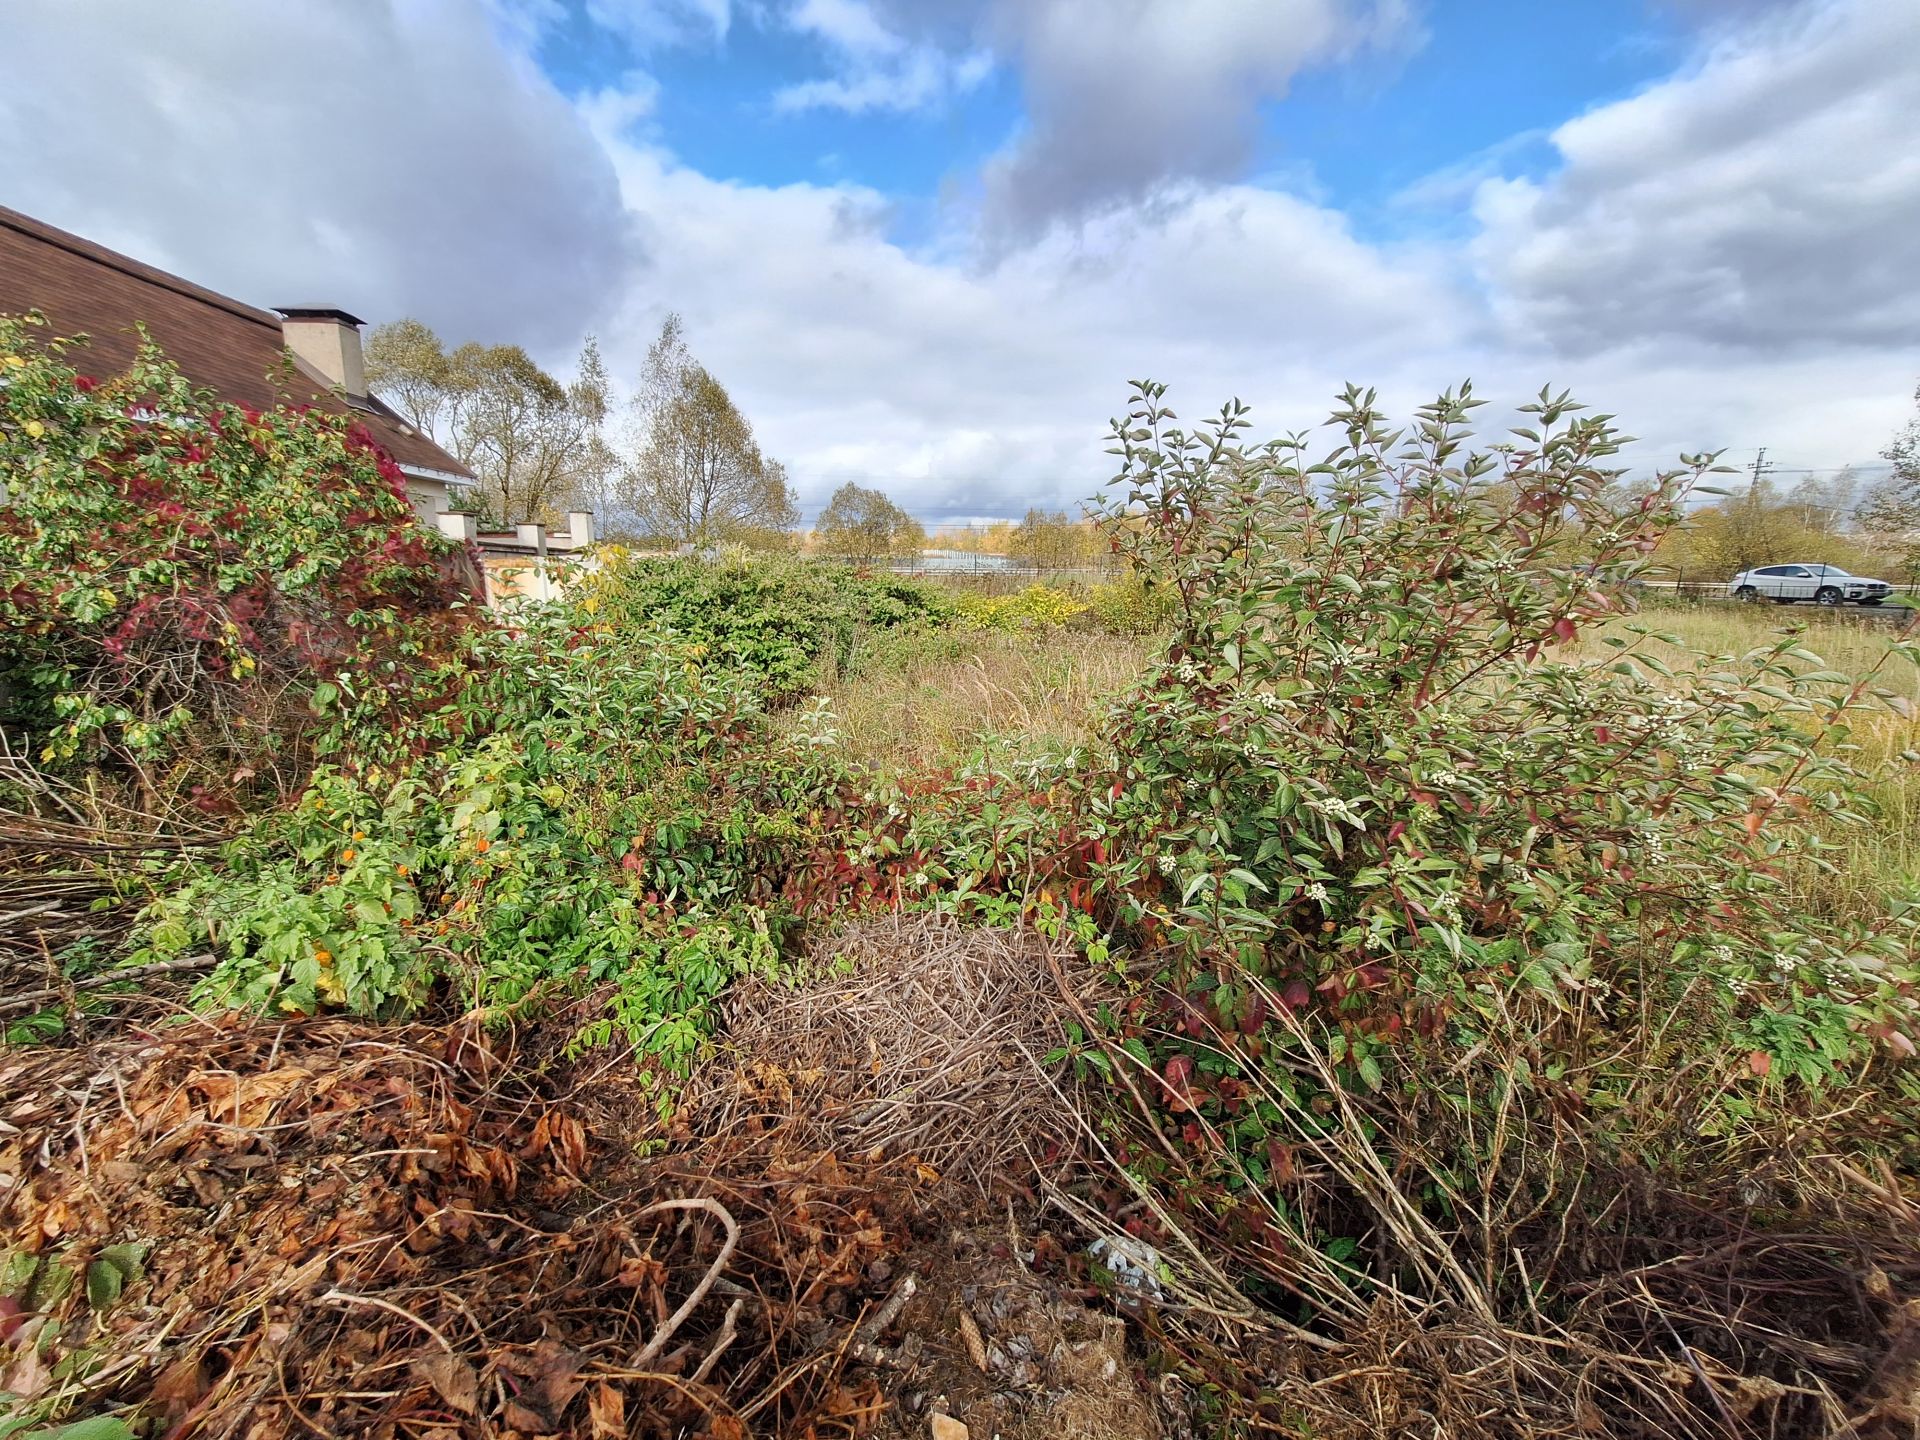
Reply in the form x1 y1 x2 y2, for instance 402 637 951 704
274 305 366 328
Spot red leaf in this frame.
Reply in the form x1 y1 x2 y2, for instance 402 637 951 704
1746 1051 1772 1078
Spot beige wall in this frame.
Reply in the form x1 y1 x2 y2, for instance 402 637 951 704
407 477 451 522
482 554 573 605
280 316 367 396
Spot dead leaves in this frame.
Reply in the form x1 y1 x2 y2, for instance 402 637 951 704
498 1339 586 1432
412 1351 481 1416
0 1010 917 1439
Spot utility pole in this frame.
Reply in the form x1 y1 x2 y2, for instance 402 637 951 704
1734 448 1776 577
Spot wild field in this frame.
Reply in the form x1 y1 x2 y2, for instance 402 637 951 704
5 339 1920 1440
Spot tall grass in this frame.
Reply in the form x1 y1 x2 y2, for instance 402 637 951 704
1578 602 1920 920
800 628 1148 770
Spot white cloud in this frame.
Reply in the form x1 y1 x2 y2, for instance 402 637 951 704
579 103 1471 516
0 0 1911 530
585 0 732 48
1473 0 1920 354
972 0 1418 236
788 0 903 56
773 0 1416 222
0 0 640 351
773 0 992 115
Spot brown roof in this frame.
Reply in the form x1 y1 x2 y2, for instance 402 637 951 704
0 205 472 480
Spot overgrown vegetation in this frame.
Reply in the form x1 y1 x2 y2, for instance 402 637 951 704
0 313 471 811
6 334 1920 1439
579 549 954 701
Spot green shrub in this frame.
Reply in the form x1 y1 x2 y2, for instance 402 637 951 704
1086 574 1175 635
1063 381 1920 1429
0 313 470 808
134 609 840 1065
580 550 951 702
1090 380 1918 1088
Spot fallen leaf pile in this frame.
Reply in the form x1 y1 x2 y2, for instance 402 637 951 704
0 1010 920 1437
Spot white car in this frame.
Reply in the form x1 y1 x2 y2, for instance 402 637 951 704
1728 564 1893 606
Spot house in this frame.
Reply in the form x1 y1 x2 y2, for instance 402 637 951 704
434 510 598 605
0 204 476 521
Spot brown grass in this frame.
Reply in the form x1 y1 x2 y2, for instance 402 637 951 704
1581 602 1920 919
704 914 1110 1194
802 628 1148 770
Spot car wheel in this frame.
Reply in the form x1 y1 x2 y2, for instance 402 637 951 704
1735 585 1760 601
1815 587 1843 605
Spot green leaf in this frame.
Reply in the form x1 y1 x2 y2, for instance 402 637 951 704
1 1250 41 1299
27 1420 139 1440
84 1259 124 1310
96 1243 147 1284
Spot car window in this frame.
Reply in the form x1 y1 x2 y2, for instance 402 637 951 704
1755 566 1796 576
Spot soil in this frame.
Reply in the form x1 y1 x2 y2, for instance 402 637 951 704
869 1222 1164 1440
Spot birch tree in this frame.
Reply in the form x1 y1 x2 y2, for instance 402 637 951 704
615 315 798 546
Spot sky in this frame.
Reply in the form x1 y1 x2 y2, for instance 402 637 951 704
1 0 1917 524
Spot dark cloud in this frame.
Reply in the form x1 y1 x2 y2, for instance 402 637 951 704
1474 0 1920 355
0 0 641 351
973 0 1415 239
772 0 1416 238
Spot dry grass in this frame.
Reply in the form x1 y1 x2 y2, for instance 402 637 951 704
1582 601 1920 918
1587 599 1920 699
803 628 1148 770
703 914 1110 1193
810 601 1918 912
0 1005 925 1438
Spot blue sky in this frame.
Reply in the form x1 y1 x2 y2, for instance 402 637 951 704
535 1 1700 231
1 0 1916 521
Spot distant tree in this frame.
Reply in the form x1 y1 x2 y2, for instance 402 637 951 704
930 520 1015 555
1007 508 1102 569
614 314 797 547
1657 469 1892 584
1889 380 1920 486
365 320 614 525
362 317 454 436
813 483 925 563
1774 466 1858 533
1855 383 1920 584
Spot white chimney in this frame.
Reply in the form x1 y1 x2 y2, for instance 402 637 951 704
276 306 367 398
436 510 477 543
563 511 596 547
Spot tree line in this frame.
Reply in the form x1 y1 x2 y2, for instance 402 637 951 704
363 312 1117 569
368 318 1920 583
1654 385 1920 584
